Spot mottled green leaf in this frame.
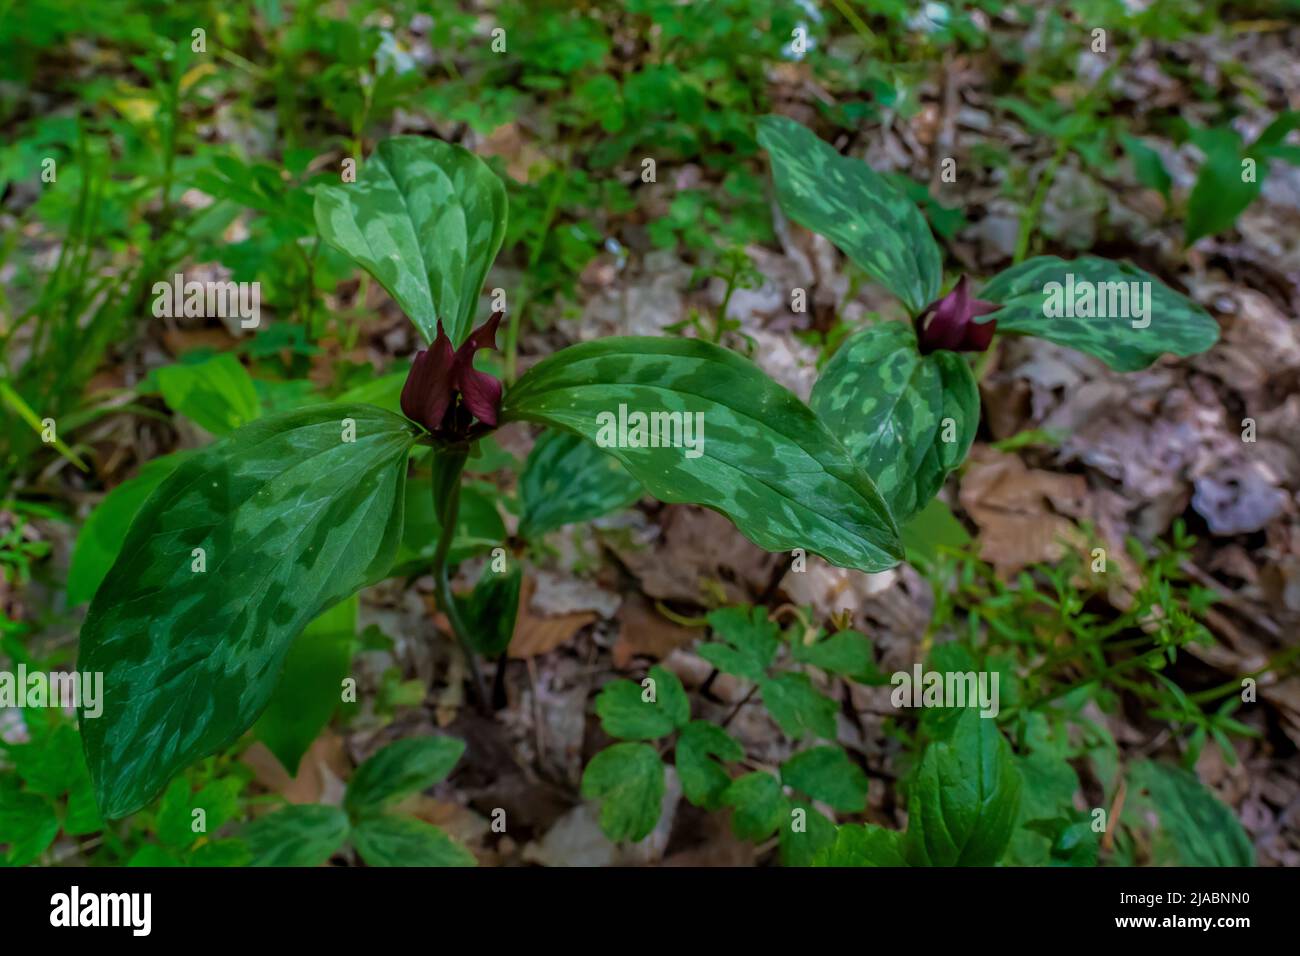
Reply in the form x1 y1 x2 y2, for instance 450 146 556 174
905 709 1022 866
581 742 665 842
254 595 358 776
345 736 466 817
811 322 977 522
518 429 643 538
243 804 350 867
457 564 521 657
758 114 942 314
79 404 417 818
156 353 261 436
1125 761 1253 866
759 672 838 741
979 256 1219 371
722 772 788 841
780 745 869 813
314 136 508 345
67 452 191 606
352 815 477 867
503 337 901 573
676 720 743 810
700 605 779 682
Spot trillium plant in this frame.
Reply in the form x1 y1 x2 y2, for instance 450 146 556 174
78 119 1219 847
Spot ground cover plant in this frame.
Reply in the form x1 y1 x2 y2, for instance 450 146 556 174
2 1 1298 871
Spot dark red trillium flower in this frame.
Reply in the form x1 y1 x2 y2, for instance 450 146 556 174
400 311 504 442
915 276 999 355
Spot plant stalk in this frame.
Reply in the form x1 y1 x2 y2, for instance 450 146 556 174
430 446 490 713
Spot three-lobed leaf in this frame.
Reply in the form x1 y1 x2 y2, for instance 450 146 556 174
594 665 690 741
758 114 942 314
502 337 902 574
811 322 977 523
314 136 508 346
580 742 665 843
79 404 417 818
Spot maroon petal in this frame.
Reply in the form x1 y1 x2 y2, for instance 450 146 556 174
401 324 456 431
459 368 503 426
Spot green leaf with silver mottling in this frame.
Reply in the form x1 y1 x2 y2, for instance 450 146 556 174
79 404 418 818
243 804 350 867
345 736 466 817
581 742 665 842
979 256 1219 372
502 337 901 574
314 136 508 345
758 115 942 314
351 815 477 867
811 322 977 523
676 720 743 810
904 709 1022 866
519 429 643 538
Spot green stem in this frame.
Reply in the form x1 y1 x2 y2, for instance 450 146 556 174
430 446 490 713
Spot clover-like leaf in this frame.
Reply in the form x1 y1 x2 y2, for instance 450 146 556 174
676 720 743 810
780 746 869 813
79 405 417 818
978 256 1219 371
758 115 942 315
581 742 665 842
314 136 507 345
594 665 689 741
501 337 901 574
811 322 977 523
